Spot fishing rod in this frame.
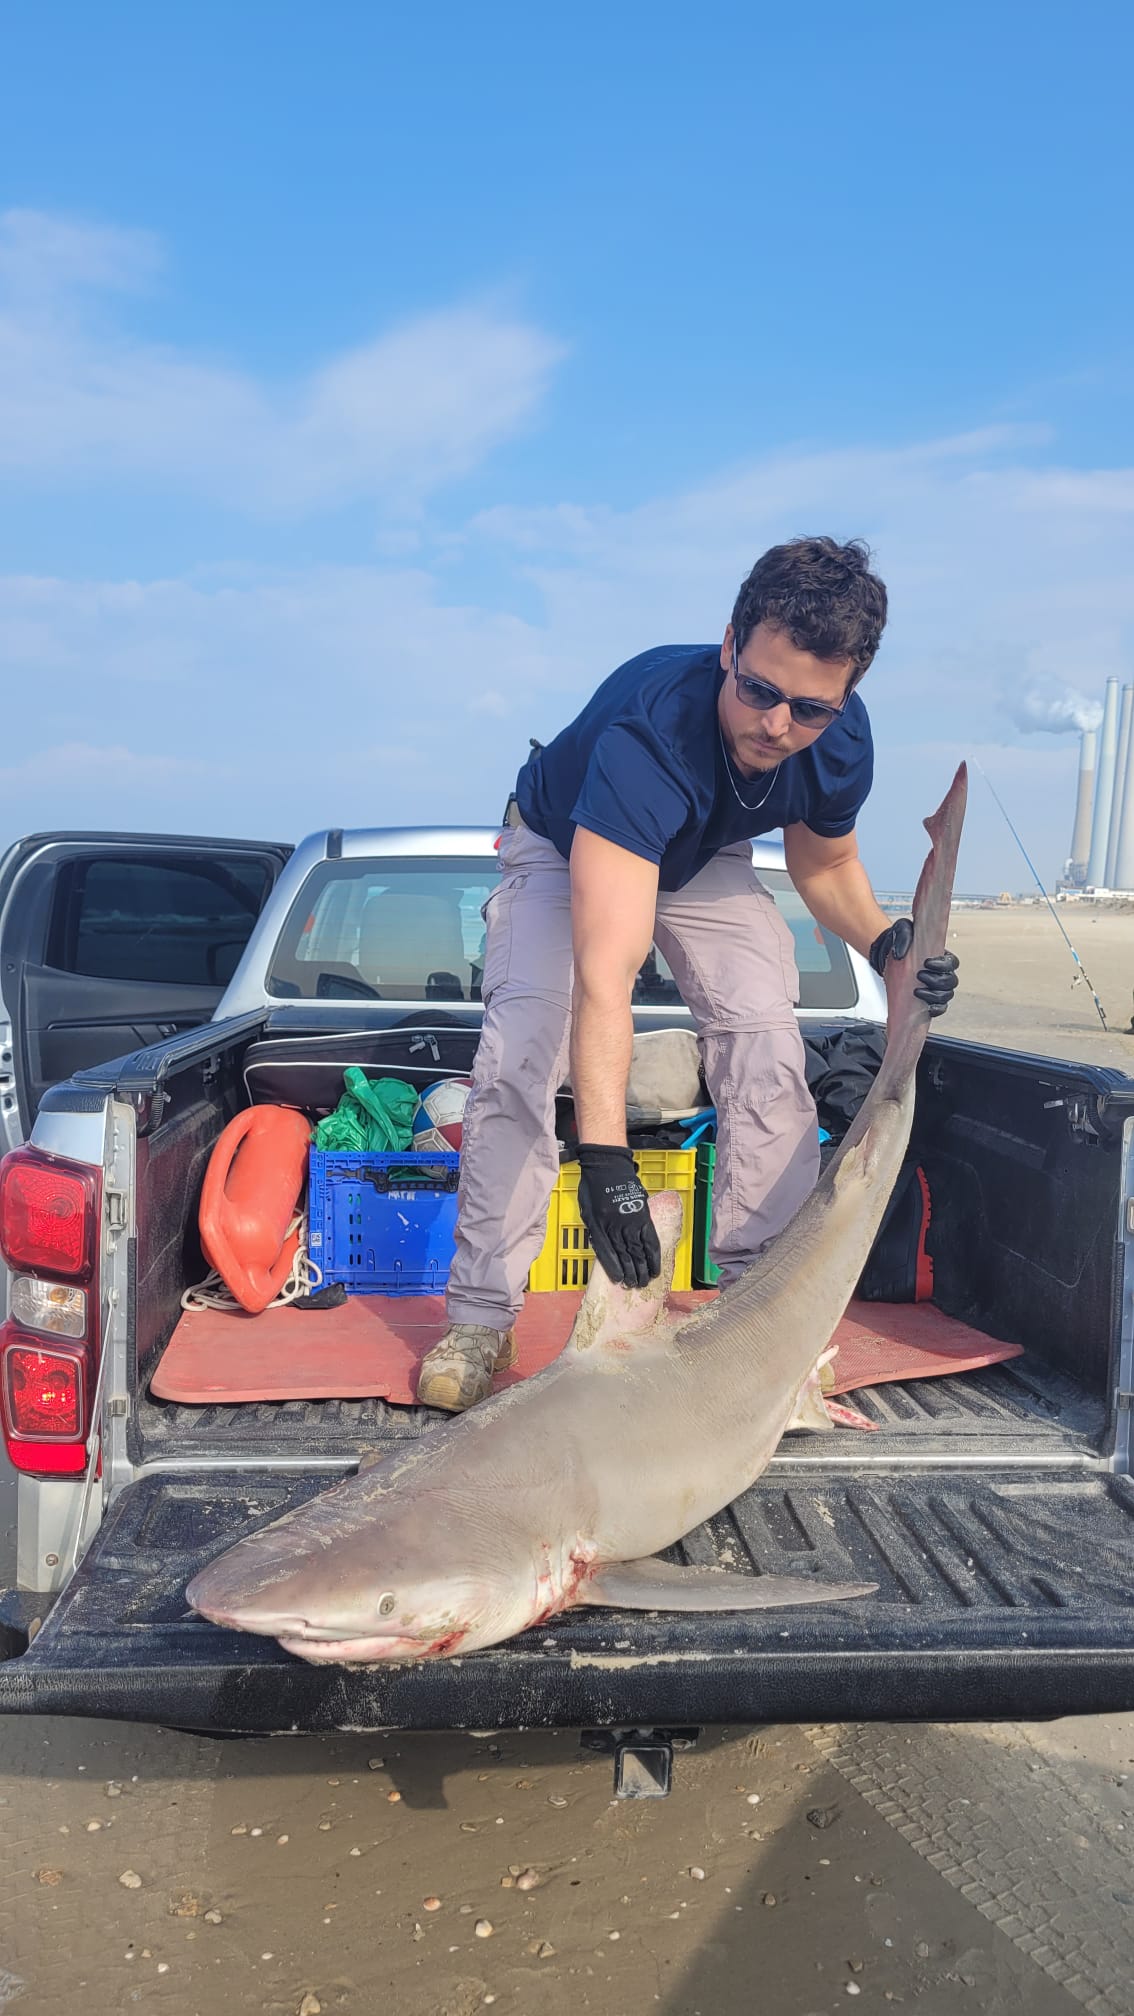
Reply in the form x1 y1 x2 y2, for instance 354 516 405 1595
974 759 1110 1032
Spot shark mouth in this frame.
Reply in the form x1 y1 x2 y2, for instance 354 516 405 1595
277 1626 469 1665
278 1633 422 1664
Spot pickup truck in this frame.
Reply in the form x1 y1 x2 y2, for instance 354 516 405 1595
1 823 1134 1755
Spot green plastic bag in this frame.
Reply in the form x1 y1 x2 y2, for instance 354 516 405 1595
314 1070 418 1153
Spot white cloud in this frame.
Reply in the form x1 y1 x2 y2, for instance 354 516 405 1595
2 263 1132 891
468 429 1134 753
0 740 227 791
0 740 240 837
0 565 564 843
0 209 564 512
0 208 161 299
468 689 514 718
0 536 1118 891
467 431 1133 885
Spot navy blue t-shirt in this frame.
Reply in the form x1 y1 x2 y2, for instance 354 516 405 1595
515 645 874 892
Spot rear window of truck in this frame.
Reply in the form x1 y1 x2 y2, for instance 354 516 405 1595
266 858 857 1009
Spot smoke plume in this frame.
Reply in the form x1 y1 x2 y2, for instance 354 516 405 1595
1011 685 1104 734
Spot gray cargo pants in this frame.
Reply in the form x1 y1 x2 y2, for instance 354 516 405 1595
445 820 819 1328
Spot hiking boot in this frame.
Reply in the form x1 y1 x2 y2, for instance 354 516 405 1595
415 1324 518 1412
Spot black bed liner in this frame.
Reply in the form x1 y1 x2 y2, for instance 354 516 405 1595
4 1460 1134 1729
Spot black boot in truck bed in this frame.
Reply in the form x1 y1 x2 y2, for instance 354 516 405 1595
5 1454 1134 1731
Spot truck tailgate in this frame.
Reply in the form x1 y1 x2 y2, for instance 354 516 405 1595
4 1466 1134 1729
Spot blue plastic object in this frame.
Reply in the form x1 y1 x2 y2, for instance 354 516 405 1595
679 1110 716 1148
308 1149 460 1295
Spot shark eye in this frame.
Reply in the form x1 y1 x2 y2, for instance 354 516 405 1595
377 1592 396 1618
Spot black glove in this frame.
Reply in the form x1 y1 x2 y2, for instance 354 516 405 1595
576 1144 662 1289
869 917 960 1018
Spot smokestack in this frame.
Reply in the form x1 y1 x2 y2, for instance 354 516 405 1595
1086 676 1121 887
1069 727 1097 874
1105 685 1134 889
1114 699 1134 892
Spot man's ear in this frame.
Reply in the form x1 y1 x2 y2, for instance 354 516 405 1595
720 623 734 674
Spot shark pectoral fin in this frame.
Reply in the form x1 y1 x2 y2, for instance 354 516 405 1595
585 1558 878 1612
781 1340 843 1434
785 1368 837 1435
567 1191 685 1354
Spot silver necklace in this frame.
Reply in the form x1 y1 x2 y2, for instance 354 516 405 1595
718 720 782 813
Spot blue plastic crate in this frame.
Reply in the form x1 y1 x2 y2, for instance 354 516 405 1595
308 1149 460 1295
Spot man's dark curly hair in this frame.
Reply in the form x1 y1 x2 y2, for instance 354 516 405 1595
731 536 887 682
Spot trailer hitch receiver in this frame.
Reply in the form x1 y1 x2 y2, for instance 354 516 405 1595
581 1726 701 1799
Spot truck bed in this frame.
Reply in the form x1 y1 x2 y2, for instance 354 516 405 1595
7 1014 1131 1733
123 1018 1127 1484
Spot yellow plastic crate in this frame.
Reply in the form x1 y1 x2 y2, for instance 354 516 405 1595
528 1149 696 1292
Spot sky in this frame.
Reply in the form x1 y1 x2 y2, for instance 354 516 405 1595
1 2 1132 892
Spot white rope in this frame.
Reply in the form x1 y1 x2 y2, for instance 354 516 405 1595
180 1210 324 1313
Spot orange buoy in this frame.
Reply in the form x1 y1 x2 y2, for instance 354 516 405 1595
199 1106 312 1314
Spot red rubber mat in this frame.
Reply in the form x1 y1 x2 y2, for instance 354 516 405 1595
152 1290 1023 1407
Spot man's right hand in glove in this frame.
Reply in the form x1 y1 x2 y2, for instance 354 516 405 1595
576 1143 662 1289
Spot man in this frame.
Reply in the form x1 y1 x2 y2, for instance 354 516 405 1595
417 536 958 1411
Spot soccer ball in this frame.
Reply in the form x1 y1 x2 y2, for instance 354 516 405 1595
412 1077 473 1153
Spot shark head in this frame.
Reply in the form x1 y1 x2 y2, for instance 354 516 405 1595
186 1483 541 1663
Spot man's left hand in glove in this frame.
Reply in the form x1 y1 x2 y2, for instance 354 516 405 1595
868 917 960 1017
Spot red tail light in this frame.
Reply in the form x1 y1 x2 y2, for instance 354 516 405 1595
0 1334 90 1473
0 1149 99 1282
0 1147 102 1477
5 1343 83 1436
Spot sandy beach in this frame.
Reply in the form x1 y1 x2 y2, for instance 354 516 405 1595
942 904 1134 1071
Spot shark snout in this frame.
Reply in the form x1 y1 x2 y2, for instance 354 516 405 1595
187 1551 328 1636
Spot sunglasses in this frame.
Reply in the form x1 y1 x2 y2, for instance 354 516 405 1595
732 641 846 730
